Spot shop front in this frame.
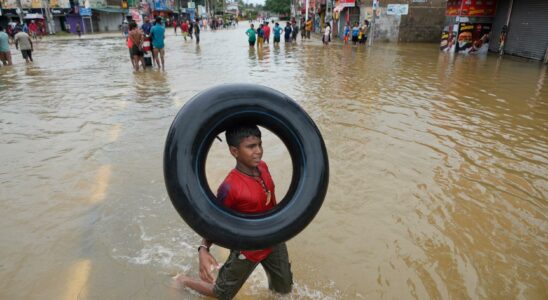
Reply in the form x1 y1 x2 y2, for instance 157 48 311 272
151 0 174 24
489 0 548 61
92 6 128 32
334 0 358 40
440 0 497 55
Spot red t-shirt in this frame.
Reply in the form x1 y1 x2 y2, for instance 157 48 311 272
181 23 188 32
217 161 277 262
29 23 38 33
263 25 271 39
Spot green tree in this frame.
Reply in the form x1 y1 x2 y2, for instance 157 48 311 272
264 0 290 15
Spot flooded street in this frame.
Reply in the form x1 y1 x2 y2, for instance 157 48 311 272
1 22 547 299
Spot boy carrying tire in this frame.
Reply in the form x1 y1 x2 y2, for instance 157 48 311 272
173 124 293 299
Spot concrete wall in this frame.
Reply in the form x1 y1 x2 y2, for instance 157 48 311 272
363 6 402 42
360 0 446 43
398 0 446 42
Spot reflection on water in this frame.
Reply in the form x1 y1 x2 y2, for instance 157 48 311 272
0 23 547 299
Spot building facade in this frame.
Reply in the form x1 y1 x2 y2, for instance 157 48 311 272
489 0 548 61
0 0 72 33
329 0 446 42
440 0 548 62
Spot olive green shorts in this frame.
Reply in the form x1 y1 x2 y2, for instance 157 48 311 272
213 243 293 299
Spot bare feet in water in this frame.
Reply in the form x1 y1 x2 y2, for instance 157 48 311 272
171 273 189 289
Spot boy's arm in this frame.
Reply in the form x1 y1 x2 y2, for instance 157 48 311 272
196 181 233 283
198 238 219 283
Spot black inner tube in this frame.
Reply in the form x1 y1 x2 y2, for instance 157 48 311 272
164 84 329 250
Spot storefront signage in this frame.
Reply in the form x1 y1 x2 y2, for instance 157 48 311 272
456 22 491 54
2 0 20 9
139 1 150 14
79 6 92 16
187 7 195 21
153 0 167 11
338 0 355 8
440 24 457 52
23 13 44 19
446 0 497 17
387 4 408 15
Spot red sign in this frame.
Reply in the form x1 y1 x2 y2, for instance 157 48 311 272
338 0 355 8
446 0 497 17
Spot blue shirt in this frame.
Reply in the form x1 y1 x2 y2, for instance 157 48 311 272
141 23 152 35
284 26 292 38
352 27 359 37
0 32 9 52
344 26 350 36
273 26 282 38
150 24 165 48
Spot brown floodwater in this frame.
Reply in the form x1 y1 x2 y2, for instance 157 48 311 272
1 22 546 299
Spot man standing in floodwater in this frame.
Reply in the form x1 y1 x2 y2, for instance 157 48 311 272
263 21 270 44
127 22 143 71
305 18 312 39
246 24 256 47
150 17 166 71
121 20 129 38
0 26 13 66
284 22 292 44
141 16 152 36
76 23 81 38
28 20 38 40
273 22 282 46
14 28 33 63
173 124 293 299
181 20 189 41
194 20 201 44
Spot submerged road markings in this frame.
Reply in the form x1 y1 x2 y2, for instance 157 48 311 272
89 165 111 204
63 259 91 300
109 124 122 143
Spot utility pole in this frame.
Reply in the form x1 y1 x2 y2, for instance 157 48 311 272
305 0 308 23
369 0 377 46
42 0 55 34
15 0 24 24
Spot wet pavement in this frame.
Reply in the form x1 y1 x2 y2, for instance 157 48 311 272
1 22 547 299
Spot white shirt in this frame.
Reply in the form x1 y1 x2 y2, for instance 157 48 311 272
324 26 331 36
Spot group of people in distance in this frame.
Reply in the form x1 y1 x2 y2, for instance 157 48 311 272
244 18 369 48
126 16 166 71
245 21 300 48
175 19 201 44
344 20 370 45
0 24 35 66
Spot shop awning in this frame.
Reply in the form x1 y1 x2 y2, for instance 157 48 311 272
92 7 129 14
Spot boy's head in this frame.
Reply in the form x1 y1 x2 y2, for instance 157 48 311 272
226 124 261 148
225 124 263 168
